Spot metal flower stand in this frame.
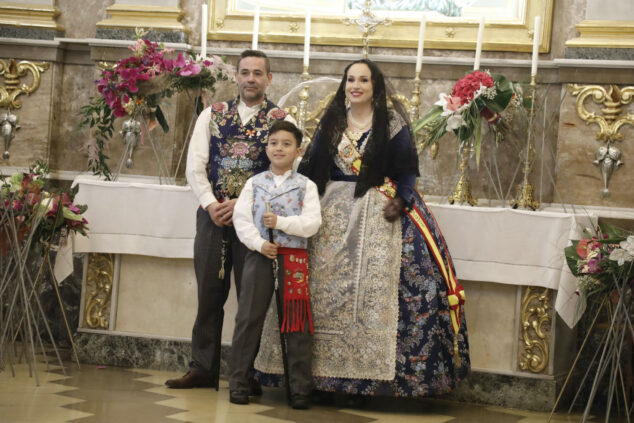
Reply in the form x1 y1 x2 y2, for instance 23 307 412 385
551 265 634 422
0 193 79 384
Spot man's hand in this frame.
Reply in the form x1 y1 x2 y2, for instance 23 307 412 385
262 212 277 229
261 241 278 259
383 197 404 222
207 199 238 227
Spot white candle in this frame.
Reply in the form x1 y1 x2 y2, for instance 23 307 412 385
531 15 542 76
473 15 485 71
415 13 426 74
303 8 311 67
252 4 260 50
200 3 208 58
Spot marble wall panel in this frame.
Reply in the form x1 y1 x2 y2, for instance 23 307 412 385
462 280 518 372
0 59 57 167
586 0 634 20
555 86 634 207
57 0 115 39
114 254 239 343
49 64 101 172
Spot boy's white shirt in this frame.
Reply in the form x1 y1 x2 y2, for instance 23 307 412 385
233 169 322 253
185 101 296 209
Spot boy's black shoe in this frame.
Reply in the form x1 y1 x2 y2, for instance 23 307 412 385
310 389 334 405
345 393 368 407
229 391 249 405
291 394 310 410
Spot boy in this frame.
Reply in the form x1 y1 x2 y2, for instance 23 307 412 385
229 120 321 409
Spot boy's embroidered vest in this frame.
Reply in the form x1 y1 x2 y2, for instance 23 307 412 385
207 97 287 200
251 171 308 249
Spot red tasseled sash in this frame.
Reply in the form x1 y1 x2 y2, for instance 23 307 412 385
277 247 313 334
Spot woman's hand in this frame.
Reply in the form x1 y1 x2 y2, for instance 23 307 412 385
383 197 404 222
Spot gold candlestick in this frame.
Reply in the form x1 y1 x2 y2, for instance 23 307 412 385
448 140 477 206
297 65 311 150
510 75 540 210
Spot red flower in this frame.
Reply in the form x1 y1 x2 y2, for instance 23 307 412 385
451 70 495 105
269 108 287 120
211 102 226 112
576 238 600 259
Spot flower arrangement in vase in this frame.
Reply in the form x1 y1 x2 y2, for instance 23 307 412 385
0 161 88 256
413 70 522 166
79 31 235 180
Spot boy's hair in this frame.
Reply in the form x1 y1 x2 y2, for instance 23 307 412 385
237 49 270 74
268 120 303 148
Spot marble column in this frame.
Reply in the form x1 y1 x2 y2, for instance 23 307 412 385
0 0 64 40
96 0 188 43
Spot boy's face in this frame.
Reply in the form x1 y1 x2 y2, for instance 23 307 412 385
266 130 300 172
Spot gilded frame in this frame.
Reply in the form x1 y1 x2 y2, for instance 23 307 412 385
208 0 553 53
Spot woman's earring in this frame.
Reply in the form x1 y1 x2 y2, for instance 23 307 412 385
345 97 351 109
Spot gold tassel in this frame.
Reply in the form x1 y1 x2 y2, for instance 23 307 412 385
454 335 461 368
218 239 227 279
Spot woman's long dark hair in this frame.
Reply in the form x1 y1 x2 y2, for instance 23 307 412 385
300 59 418 197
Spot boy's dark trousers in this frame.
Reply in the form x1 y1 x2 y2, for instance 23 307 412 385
229 249 312 397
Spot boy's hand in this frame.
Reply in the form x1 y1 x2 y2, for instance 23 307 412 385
262 212 277 229
261 241 278 259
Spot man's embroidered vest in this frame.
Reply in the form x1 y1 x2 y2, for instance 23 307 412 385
207 97 287 200
252 171 308 249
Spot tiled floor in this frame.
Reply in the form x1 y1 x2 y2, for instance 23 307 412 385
0 360 625 423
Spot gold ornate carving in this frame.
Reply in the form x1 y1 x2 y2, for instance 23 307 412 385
567 84 634 197
0 59 50 109
84 253 114 329
215 19 224 29
568 84 634 143
519 286 552 374
97 4 188 33
566 20 634 48
289 22 298 33
209 0 553 53
0 2 64 31
445 27 456 39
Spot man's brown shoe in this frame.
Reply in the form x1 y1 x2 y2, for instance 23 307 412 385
165 371 216 389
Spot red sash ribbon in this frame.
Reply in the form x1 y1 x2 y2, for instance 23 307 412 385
277 247 314 334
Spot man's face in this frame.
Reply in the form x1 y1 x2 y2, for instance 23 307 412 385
236 56 272 107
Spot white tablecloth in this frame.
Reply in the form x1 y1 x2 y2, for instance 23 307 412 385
73 175 199 259
72 175 594 326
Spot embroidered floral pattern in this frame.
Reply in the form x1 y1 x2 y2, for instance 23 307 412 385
207 97 286 199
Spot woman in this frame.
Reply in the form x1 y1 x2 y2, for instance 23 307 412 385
255 59 469 398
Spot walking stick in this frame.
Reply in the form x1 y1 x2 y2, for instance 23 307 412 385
266 202 292 403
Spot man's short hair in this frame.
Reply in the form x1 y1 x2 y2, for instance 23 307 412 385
237 49 270 74
268 120 303 148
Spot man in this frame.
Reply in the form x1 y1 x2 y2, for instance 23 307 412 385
165 50 292 391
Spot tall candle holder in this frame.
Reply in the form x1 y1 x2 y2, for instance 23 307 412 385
448 140 477 206
510 75 540 210
408 74 421 124
296 65 311 150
